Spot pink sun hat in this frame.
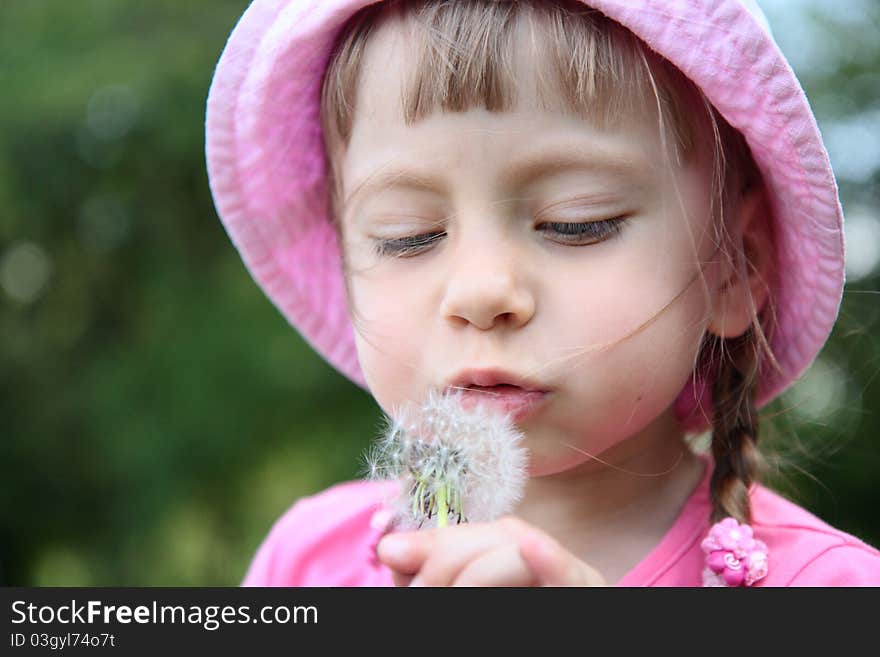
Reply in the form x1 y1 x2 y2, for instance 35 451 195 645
205 0 846 434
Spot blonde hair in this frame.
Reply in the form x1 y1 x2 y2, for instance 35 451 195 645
319 0 782 526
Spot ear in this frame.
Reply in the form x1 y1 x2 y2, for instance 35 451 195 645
707 187 774 339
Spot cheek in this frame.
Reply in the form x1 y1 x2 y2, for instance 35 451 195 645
594 247 711 390
537 254 710 458
348 271 431 409
548 249 706 348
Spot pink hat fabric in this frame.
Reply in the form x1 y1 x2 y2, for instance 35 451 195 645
205 0 845 434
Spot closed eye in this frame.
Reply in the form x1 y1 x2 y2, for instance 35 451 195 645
372 231 446 257
537 216 631 245
372 216 630 257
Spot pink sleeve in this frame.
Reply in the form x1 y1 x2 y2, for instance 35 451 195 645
787 543 880 587
240 498 310 587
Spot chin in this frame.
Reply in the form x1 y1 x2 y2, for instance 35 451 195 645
517 432 585 478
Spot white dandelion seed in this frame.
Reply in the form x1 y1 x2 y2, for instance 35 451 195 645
362 387 529 531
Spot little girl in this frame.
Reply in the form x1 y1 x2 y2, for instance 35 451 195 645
205 0 880 586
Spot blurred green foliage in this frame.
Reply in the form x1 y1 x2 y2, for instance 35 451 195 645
1 0 878 585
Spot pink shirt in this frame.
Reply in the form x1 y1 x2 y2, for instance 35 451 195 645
241 454 880 586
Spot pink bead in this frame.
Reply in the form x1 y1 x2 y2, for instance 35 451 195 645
723 565 746 586
707 551 729 573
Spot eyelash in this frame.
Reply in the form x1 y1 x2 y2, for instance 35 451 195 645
372 217 631 258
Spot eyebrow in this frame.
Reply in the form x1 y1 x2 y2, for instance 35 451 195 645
342 146 651 215
343 170 444 216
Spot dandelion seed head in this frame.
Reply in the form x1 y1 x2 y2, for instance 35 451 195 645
365 387 529 530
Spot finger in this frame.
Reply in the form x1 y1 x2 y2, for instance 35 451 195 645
517 531 606 587
410 518 535 586
452 543 536 587
391 570 414 588
378 519 526 586
376 530 436 575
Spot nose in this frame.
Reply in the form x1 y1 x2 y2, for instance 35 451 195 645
439 235 536 331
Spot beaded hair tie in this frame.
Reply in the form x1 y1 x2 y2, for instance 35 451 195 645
701 517 768 586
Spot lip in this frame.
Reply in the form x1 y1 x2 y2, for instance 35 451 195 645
446 368 549 393
456 387 549 422
446 368 551 422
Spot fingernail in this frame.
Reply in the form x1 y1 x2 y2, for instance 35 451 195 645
377 534 409 561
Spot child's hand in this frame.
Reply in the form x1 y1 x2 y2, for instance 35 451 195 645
376 516 606 587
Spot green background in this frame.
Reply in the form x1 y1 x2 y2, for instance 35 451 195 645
1 0 878 585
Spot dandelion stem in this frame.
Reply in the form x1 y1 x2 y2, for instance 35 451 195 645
436 482 448 528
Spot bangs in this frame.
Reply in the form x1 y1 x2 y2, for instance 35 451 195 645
321 0 698 162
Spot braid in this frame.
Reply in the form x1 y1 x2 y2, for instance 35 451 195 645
709 327 764 525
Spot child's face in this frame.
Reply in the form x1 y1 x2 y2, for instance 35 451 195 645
337 22 722 476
